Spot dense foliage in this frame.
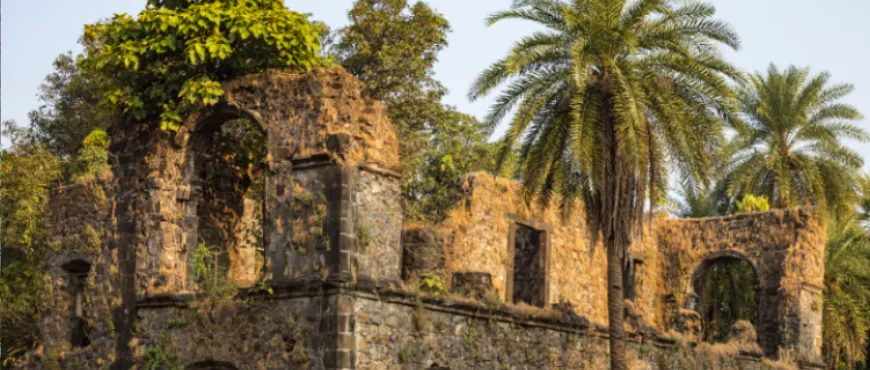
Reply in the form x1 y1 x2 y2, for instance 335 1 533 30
82 0 326 131
472 1 743 368
693 258 758 342
0 122 62 365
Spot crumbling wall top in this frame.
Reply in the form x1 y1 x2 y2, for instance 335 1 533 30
172 67 400 170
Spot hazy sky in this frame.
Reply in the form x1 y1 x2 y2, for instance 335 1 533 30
3 0 869 169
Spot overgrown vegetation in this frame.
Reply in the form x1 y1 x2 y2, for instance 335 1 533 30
823 216 870 369
0 122 62 365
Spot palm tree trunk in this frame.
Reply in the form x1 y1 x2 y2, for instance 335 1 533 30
600 90 633 370
606 236 627 370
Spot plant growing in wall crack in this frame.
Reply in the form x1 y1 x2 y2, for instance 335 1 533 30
418 272 447 296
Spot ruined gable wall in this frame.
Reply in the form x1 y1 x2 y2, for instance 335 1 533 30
431 172 664 328
433 173 606 325
37 179 118 366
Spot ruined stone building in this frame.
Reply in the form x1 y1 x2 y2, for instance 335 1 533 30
20 68 826 369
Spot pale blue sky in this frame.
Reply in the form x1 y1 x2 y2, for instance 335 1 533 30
2 0 869 169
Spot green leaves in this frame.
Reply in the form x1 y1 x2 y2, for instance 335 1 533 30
82 0 326 131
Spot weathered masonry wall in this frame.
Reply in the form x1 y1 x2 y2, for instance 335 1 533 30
430 173 664 330
352 290 778 370
36 181 119 367
18 68 826 370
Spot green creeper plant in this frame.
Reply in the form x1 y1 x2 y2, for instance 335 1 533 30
418 272 447 297
470 1 743 368
81 0 326 131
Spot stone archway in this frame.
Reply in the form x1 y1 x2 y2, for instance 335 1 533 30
657 208 825 361
182 106 269 289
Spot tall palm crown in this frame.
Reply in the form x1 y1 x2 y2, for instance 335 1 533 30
470 0 742 223
469 1 742 368
727 65 867 213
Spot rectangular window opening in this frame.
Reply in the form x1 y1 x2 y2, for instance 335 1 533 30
511 223 547 307
623 258 643 302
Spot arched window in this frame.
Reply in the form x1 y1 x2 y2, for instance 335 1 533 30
190 116 267 289
62 259 91 348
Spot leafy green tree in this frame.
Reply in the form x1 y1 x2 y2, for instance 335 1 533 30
331 0 450 174
332 0 494 220
403 108 496 221
81 0 326 131
727 65 867 215
823 216 870 370
27 52 114 158
0 121 62 366
470 1 742 367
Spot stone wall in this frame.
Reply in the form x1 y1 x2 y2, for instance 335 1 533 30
351 289 781 370
37 180 119 366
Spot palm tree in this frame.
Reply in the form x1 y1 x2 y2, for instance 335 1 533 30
673 181 725 218
469 1 742 368
727 65 867 214
823 216 870 370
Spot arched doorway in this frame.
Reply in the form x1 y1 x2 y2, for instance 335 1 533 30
690 254 759 342
188 109 268 289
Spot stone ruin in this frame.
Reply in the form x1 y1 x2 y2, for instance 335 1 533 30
19 68 826 369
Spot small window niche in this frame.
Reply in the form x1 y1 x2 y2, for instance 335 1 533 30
62 260 91 348
623 257 643 302
507 221 550 308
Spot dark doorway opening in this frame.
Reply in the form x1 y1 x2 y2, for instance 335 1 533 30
692 256 758 342
623 258 643 301
511 223 547 307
